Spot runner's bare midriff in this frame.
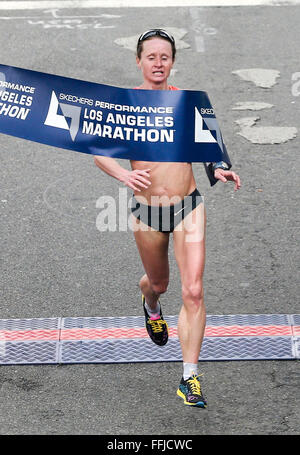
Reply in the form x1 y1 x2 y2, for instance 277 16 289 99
130 160 197 206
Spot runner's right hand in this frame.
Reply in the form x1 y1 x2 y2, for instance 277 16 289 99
120 169 151 192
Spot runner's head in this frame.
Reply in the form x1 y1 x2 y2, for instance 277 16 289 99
137 29 176 61
136 29 176 87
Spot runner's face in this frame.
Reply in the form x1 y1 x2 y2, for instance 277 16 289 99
136 37 174 85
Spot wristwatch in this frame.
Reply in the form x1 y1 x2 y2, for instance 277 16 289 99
213 161 230 171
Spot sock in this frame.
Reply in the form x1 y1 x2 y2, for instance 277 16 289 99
183 363 199 380
144 300 161 319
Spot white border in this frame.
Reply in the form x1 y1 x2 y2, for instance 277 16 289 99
0 0 300 10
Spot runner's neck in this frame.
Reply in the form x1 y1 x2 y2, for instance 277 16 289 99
134 84 178 90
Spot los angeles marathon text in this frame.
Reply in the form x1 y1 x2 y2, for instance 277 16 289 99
60 92 175 143
0 81 35 120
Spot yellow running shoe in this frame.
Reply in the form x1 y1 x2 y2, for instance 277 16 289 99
142 295 169 346
177 374 207 408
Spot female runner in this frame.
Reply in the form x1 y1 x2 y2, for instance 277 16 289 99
94 29 241 407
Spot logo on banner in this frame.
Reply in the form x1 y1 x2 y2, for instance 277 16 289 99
194 107 226 154
44 91 81 141
194 107 217 143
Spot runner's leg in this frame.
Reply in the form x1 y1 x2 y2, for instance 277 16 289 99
173 202 206 363
133 220 170 309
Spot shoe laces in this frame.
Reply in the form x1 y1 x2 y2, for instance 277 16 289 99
187 374 203 396
148 318 166 333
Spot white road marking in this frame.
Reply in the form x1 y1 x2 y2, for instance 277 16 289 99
189 7 218 53
232 68 280 88
27 19 116 29
236 117 297 144
1 0 300 10
232 101 274 110
0 9 121 19
236 116 261 128
194 35 205 52
0 7 121 28
190 7 205 52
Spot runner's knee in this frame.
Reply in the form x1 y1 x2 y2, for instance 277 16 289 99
182 281 204 306
151 279 169 295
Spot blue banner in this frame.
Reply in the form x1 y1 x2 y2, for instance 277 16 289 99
0 64 231 165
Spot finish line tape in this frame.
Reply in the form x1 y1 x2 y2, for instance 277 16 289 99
0 64 231 174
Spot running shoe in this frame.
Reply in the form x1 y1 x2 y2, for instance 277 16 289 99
177 374 207 408
142 295 169 346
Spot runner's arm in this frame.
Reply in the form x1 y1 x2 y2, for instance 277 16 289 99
213 168 241 191
93 156 151 192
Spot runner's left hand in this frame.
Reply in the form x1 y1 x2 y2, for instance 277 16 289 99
214 169 241 191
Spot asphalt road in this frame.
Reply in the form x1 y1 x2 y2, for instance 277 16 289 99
0 1 299 436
